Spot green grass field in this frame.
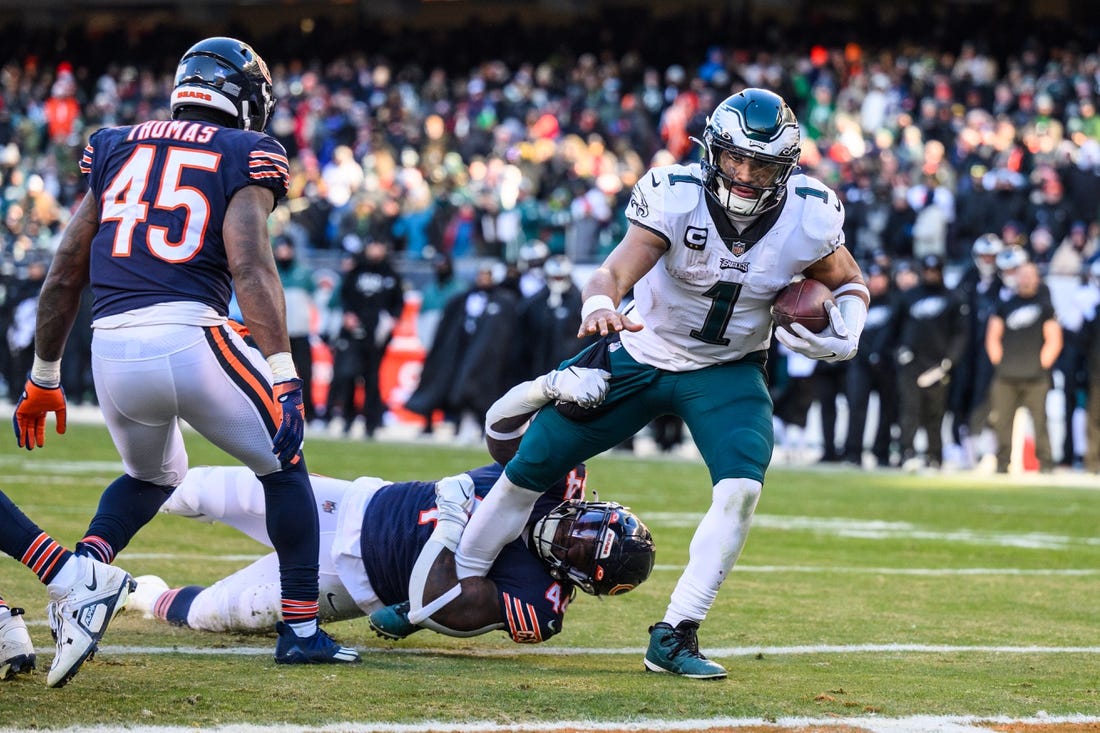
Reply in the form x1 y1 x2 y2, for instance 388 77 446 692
1 422 1099 731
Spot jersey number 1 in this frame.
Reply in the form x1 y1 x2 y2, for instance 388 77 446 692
101 144 220 262
690 281 742 345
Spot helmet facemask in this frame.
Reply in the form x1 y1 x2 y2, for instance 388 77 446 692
704 140 794 216
531 500 655 596
700 89 801 217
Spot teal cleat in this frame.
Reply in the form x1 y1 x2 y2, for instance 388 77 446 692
643 620 727 679
368 601 423 641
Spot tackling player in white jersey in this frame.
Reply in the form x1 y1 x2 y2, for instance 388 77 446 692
448 88 869 679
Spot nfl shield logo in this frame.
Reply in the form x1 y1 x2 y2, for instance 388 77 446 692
731 242 746 257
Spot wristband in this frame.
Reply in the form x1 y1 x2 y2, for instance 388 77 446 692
31 355 62 388
581 294 616 321
266 352 298 382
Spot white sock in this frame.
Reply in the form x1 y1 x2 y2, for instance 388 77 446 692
664 478 762 625
288 618 318 638
454 473 539 578
46 555 84 600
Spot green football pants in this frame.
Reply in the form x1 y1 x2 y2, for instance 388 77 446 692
506 344 774 490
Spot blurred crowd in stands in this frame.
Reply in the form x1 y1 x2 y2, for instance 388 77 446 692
3 9 1100 472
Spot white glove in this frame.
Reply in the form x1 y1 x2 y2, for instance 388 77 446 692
773 303 858 363
434 473 476 532
916 360 952 388
541 366 611 408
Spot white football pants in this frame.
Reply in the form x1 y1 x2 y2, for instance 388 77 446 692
160 465 387 632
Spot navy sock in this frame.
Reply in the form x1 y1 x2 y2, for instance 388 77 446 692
159 586 205 627
76 475 174 563
257 460 319 608
0 489 46 560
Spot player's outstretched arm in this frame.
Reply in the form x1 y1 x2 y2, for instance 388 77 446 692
576 224 663 338
12 193 98 449
484 368 610 464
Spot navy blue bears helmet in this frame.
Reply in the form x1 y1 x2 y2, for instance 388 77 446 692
171 36 276 132
532 500 656 596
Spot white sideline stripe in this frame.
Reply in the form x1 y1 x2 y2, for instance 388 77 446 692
112 553 1100 575
656 564 1100 576
3 714 1100 733
118 552 266 561
649 512 1100 550
35 642 1100 657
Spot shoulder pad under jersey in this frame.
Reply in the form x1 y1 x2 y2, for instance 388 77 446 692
792 174 845 245
630 163 704 222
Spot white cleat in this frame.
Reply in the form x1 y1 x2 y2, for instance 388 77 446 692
0 607 36 679
124 575 170 619
46 557 135 688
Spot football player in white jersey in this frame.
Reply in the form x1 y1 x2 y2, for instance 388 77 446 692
447 88 869 679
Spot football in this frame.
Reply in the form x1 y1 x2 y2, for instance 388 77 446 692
771 278 835 334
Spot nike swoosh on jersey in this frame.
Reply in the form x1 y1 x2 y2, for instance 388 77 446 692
650 172 661 187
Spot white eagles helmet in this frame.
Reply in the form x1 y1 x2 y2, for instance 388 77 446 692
995 245 1029 272
699 88 801 216
972 233 1004 277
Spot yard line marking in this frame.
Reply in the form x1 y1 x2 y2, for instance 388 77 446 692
0 456 124 472
118 552 266 561
3 714 1100 733
66 546 1100 573
653 564 1100 576
648 512 1100 550
60 642 1100 658
109 554 1100 575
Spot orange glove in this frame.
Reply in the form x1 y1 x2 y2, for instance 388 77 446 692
13 378 67 450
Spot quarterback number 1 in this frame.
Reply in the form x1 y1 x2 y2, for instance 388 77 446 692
690 281 741 345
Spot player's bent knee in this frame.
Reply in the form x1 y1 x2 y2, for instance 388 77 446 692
707 434 771 485
713 478 762 518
